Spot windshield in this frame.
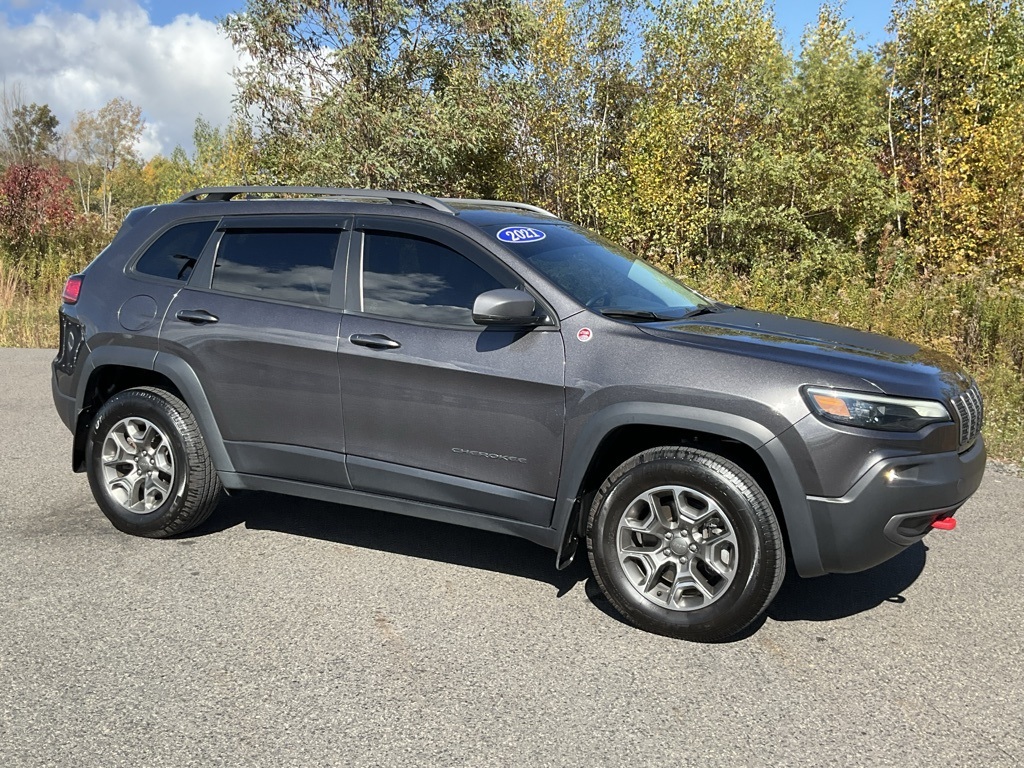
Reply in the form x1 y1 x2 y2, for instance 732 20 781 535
486 223 711 318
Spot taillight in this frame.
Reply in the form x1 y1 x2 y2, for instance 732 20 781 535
62 274 84 304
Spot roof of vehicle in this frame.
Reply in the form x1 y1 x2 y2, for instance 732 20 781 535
451 206 563 227
171 186 562 226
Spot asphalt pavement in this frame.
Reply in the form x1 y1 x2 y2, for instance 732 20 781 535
1 348 1022 767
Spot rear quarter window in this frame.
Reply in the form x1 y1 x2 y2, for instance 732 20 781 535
134 221 218 282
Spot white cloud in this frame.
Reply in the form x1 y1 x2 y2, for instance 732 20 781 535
0 3 246 159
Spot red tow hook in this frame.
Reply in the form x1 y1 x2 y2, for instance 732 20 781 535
931 516 957 531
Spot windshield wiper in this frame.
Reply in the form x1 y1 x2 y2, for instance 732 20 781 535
598 304 725 322
680 304 721 319
597 308 675 322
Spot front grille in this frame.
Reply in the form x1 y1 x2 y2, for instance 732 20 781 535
951 381 984 449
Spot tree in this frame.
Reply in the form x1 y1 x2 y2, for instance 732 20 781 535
743 4 897 274
618 0 789 268
0 164 77 273
68 98 145 228
1 100 60 166
139 117 257 204
188 116 255 189
510 0 640 228
885 0 1024 276
600 1 898 277
222 0 536 194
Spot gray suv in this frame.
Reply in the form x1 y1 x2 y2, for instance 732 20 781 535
52 186 986 641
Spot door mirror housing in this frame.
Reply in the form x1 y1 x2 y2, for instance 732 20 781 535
472 288 544 326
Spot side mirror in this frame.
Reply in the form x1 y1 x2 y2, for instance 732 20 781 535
472 288 544 326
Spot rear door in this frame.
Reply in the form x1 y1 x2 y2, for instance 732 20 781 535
337 216 566 527
160 215 352 487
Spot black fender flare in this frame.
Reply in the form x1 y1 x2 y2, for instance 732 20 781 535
71 346 157 472
73 347 234 474
551 402 825 577
73 344 157 415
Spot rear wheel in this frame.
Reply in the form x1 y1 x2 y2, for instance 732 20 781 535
86 387 221 537
587 446 785 642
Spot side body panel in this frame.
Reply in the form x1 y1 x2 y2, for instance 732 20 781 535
161 288 348 488
338 217 567 526
338 316 565 524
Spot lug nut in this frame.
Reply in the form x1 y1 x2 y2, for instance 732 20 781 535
689 543 698 552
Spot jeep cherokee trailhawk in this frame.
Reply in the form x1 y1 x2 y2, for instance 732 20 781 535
52 186 986 641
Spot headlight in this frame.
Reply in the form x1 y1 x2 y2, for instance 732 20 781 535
803 387 951 432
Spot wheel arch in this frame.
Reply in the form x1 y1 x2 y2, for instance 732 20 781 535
72 348 233 475
553 403 824 577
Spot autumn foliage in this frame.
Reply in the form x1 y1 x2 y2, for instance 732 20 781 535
0 164 77 246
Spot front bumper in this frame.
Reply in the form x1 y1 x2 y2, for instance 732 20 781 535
806 437 986 574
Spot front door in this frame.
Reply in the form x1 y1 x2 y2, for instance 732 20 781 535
338 217 565 527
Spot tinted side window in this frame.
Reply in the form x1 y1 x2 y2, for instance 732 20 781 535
212 230 339 306
361 231 505 325
135 221 217 282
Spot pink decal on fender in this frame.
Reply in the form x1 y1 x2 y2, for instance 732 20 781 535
577 327 593 343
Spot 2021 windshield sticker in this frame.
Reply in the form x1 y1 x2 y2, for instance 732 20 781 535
496 226 546 244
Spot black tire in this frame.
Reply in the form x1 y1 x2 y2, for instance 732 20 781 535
587 446 785 642
86 387 221 537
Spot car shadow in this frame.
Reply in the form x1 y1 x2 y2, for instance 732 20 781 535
186 491 927 635
185 490 589 594
768 541 928 622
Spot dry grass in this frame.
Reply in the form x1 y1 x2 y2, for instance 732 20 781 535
0 292 61 347
0 260 19 309
0 261 61 347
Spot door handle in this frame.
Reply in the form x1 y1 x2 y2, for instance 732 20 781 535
175 309 220 325
349 333 401 350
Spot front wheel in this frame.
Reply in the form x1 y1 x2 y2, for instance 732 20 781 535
587 447 785 642
86 387 221 537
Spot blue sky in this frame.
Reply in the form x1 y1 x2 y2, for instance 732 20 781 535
0 0 897 157
777 1 894 49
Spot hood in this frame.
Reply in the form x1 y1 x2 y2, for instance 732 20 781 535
640 308 971 401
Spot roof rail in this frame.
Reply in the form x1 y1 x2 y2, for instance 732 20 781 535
442 198 558 218
174 186 456 214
